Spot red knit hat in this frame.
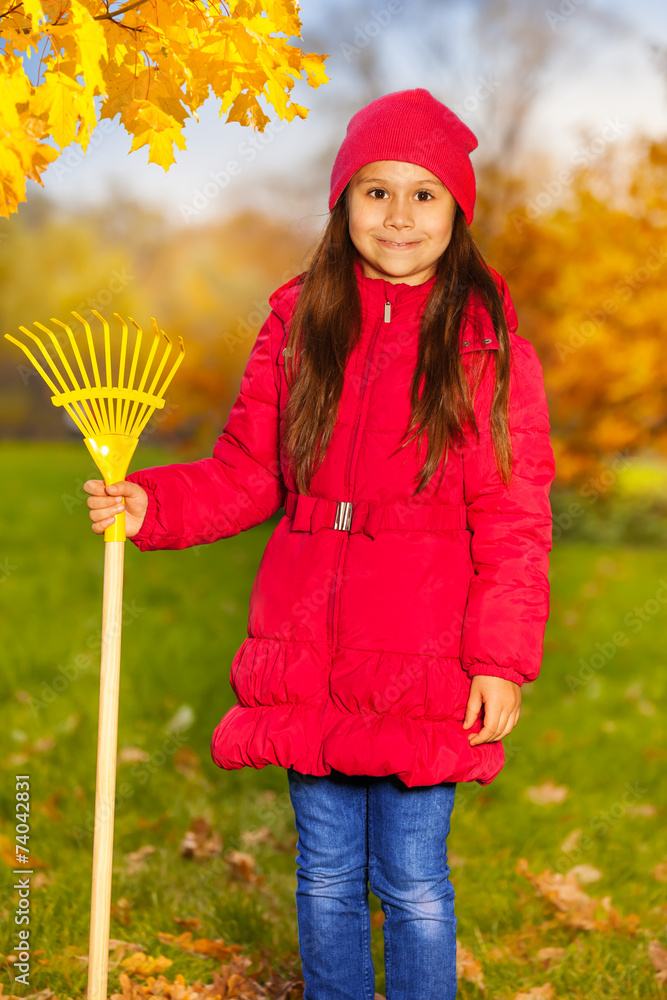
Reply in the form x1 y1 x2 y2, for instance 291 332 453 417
329 88 478 226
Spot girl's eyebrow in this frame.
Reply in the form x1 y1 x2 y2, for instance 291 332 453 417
359 176 444 187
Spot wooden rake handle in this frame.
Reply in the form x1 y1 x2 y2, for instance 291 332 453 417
87 540 125 1000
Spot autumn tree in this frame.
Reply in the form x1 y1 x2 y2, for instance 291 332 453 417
489 133 667 486
0 0 328 217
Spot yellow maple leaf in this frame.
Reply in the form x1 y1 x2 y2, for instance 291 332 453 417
20 0 44 30
119 951 174 977
30 71 84 149
302 51 329 88
130 126 188 169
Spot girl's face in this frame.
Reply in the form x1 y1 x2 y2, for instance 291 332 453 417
346 160 458 285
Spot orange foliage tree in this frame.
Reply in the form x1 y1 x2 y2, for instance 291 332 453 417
486 134 667 487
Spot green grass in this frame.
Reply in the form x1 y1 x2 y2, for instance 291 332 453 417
0 441 665 999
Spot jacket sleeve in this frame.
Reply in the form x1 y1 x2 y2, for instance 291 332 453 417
125 308 286 551
460 337 555 686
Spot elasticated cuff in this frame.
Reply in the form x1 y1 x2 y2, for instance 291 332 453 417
464 662 526 686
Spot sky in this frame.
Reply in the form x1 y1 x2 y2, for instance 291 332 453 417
22 0 667 231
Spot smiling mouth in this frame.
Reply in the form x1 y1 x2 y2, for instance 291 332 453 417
377 238 421 249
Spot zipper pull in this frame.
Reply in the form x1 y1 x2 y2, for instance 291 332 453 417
384 300 391 323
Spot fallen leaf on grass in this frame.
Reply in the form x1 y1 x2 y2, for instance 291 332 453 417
3 753 29 767
484 944 508 962
173 915 201 930
456 939 485 990
124 844 156 875
179 817 222 862
240 826 276 848
536 947 567 966
111 955 276 999
626 803 657 817
0 990 58 1000
31 735 56 753
516 858 640 933
174 745 204 782
109 939 146 963
156 930 244 962
120 951 174 977
652 857 667 881
34 792 63 823
118 747 150 764
648 939 667 985
74 939 145 969
514 985 555 999
567 864 602 885
559 829 582 853
525 781 569 805
111 896 133 925
226 849 259 882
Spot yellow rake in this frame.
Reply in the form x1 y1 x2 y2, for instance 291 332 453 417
5 311 184 1000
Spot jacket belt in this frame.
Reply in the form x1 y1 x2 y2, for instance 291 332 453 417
284 490 467 540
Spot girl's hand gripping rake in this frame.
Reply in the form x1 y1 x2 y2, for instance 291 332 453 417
5 312 184 1000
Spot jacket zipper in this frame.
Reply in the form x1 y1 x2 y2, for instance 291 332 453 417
327 296 391 649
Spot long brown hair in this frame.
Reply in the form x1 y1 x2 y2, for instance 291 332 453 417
281 189 513 497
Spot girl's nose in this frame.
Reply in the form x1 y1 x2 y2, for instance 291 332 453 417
383 198 415 229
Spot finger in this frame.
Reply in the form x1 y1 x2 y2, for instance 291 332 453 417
89 504 123 523
462 687 483 730
87 495 124 510
469 707 506 745
494 714 517 741
83 479 107 496
91 514 119 534
106 480 142 498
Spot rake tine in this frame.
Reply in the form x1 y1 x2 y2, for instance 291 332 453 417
111 310 143 438
115 316 130 436
20 324 94 436
99 313 115 432
134 316 161 394
4 332 91 438
121 317 161 437
50 318 105 438
4 332 61 397
134 333 184 437
34 320 84 394
156 334 185 399
144 319 171 396
130 323 171 436
20 324 71 394
70 311 111 435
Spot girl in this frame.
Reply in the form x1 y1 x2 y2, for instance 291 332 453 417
84 88 555 1000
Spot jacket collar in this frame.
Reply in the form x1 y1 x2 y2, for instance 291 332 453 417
352 255 437 306
270 258 509 354
352 255 500 353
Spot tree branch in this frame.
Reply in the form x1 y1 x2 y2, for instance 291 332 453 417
93 0 145 21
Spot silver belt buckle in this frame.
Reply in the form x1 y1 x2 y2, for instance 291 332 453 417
333 500 353 531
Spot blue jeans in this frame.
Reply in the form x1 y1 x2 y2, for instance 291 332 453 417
286 767 458 1000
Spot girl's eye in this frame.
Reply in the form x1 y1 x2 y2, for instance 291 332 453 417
368 188 388 199
415 190 433 201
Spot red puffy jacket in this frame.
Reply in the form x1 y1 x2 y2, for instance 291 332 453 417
127 258 555 787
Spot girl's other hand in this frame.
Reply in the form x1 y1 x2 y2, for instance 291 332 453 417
462 675 521 745
83 479 148 537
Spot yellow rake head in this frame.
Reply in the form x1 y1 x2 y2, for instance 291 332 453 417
5 310 184 541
